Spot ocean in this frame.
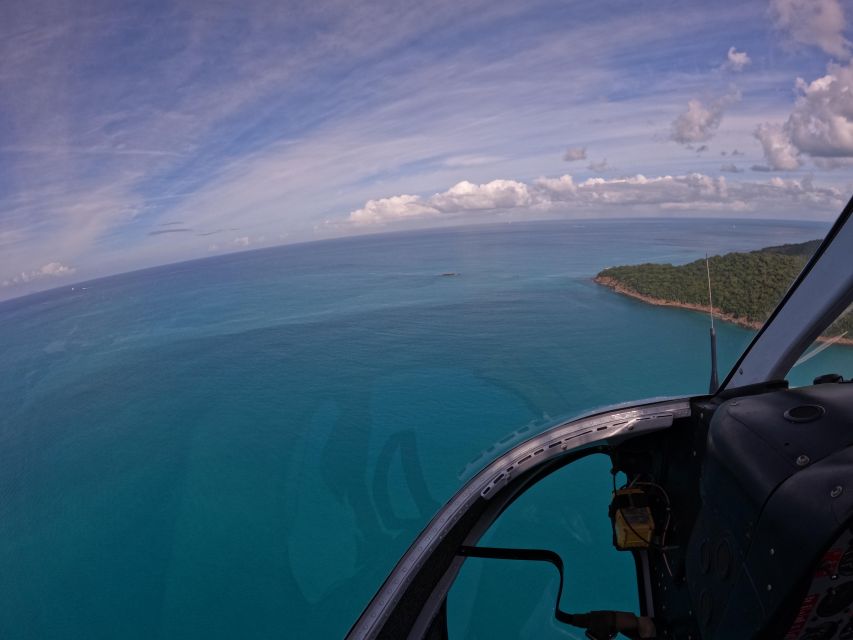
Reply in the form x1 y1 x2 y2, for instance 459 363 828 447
0 218 837 639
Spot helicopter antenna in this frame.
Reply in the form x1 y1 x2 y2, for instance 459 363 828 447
706 254 719 394
706 254 714 330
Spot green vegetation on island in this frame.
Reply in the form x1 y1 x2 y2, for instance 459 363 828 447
594 239 853 340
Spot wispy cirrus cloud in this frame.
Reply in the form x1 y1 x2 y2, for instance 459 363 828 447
442 155 505 168
147 228 192 236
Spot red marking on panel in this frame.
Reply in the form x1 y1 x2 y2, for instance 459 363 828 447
785 594 819 640
816 548 844 578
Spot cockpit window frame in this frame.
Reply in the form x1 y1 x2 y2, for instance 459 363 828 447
721 196 853 391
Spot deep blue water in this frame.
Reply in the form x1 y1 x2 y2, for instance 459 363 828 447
0 218 842 639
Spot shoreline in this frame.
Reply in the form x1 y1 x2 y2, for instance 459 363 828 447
593 275 853 347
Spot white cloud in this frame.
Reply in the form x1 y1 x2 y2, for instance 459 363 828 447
567 173 733 207
670 90 741 144
2 261 76 287
672 99 719 143
755 60 853 169
723 46 751 71
554 172 841 211
428 179 533 212
349 179 535 225
771 0 851 59
347 172 843 224
39 262 75 277
534 175 577 198
788 61 853 157
348 194 439 225
233 236 251 247
563 146 587 162
754 123 802 170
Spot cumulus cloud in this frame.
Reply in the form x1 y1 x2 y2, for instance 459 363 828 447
771 0 851 59
541 173 737 208
347 172 842 224
754 123 802 170
563 147 587 162
670 90 741 144
349 179 535 225
550 172 842 211
2 262 76 287
755 60 853 169
788 61 853 157
723 47 751 71
534 175 577 197
429 179 533 212
720 164 743 173
37 262 74 278
348 194 441 225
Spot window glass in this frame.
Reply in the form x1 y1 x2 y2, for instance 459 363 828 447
788 303 853 388
448 455 636 639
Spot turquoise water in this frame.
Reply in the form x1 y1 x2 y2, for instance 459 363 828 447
0 218 839 639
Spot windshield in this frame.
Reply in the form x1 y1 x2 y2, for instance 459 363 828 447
1 1 851 638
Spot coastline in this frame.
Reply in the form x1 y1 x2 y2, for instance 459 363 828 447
593 275 853 347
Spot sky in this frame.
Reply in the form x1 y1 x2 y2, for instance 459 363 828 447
1 0 852 298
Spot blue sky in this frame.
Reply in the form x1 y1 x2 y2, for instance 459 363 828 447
1 0 852 298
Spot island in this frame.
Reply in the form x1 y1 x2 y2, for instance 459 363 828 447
594 239 852 343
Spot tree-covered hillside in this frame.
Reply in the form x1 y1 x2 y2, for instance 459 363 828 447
595 240 853 337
